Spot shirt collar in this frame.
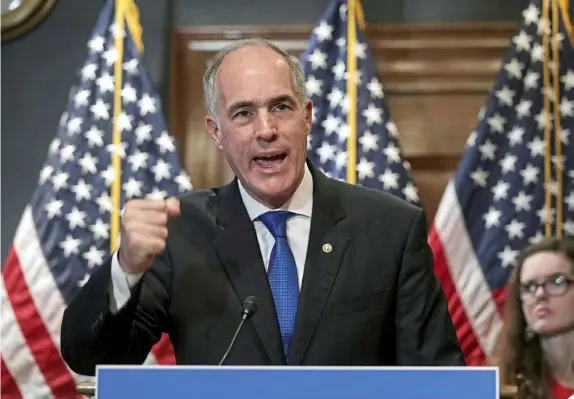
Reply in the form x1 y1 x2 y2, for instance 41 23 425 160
238 163 313 221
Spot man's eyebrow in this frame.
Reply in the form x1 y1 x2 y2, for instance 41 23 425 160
227 101 255 115
227 95 296 115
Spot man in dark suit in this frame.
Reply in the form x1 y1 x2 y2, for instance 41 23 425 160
60 37 465 375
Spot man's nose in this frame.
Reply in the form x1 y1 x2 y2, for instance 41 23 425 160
254 110 277 141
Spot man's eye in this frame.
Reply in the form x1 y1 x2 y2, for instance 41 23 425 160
274 104 290 111
234 110 250 118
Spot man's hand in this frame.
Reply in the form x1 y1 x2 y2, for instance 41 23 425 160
118 197 180 274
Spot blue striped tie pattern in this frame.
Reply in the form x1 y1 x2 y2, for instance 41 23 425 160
258 211 299 359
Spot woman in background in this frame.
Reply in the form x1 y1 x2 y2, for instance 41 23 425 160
496 236 574 399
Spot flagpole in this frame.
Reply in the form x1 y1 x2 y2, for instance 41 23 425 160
346 0 358 184
110 0 145 252
552 0 564 238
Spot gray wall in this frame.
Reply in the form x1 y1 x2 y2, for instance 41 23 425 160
1 0 526 261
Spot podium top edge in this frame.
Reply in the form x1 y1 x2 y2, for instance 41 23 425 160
95 365 499 371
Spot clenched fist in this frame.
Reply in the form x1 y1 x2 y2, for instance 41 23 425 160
118 197 181 274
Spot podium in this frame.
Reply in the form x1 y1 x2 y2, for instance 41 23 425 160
79 365 507 399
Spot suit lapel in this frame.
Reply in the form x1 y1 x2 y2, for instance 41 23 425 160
288 164 349 365
212 181 285 365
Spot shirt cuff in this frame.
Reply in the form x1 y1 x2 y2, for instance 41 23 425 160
109 250 144 313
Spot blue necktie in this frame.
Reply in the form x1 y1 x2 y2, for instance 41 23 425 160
258 211 299 359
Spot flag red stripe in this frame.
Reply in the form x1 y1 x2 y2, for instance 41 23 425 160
3 247 82 398
1 356 23 399
428 226 487 366
151 333 176 364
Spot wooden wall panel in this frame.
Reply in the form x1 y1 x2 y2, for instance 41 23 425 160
169 23 516 222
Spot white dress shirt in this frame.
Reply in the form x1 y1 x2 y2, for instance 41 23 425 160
108 164 314 313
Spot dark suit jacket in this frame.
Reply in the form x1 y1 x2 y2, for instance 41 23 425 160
61 161 464 375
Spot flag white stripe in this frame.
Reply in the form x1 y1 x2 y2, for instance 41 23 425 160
14 207 67 353
434 181 503 358
0 278 52 398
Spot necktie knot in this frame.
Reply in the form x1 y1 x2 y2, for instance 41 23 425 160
258 210 294 238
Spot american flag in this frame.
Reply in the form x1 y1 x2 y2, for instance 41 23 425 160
300 0 420 206
429 0 574 366
0 0 192 397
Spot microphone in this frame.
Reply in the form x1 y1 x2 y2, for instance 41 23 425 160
218 296 259 365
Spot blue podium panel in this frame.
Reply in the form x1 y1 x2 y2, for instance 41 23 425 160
96 365 498 399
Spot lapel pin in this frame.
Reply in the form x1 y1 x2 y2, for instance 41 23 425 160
322 243 332 253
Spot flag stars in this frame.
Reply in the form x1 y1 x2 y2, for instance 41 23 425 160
362 103 383 126
504 58 524 80
66 207 87 230
366 77 383 98
498 246 519 268
83 246 106 269
116 111 134 132
74 89 90 108
402 183 419 203
67 117 83 135
78 153 99 175
527 136 545 157
128 150 149 172
383 143 401 163
522 4 539 25
378 168 399 190
331 61 346 81
506 219 525 239
524 71 539 90
316 141 337 164
495 86 515 106
520 164 540 185
52 172 69 191
81 63 98 81
471 167 489 188
60 235 82 258
356 158 375 180
45 199 64 219
71 179 93 202
87 35 105 53
515 100 532 118
156 132 176 153
96 72 114 93
562 70 574 91
487 113 506 133
492 180 510 201
90 99 110 120
479 139 497 161
358 130 379 152
508 126 525 146
327 88 344 109
308 49 328 70
138 93 157 115
122 83 137 104
123 177 143 198
512 191 533 212
512 30 531 52
483 207 502 228
85 126 105 147
314 21 333 42
89 219 110 240
152 159 172 182
500 154 517 173
305 75 323 97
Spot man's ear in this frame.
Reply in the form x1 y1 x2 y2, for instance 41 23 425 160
205 115 223 150
304 99 313 131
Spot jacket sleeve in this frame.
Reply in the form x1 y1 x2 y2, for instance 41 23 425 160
60 249 172 376
394 209 466 366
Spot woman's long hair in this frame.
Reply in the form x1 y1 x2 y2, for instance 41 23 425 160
495 236 574 399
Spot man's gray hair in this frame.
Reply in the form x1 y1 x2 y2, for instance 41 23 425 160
202 37 308 120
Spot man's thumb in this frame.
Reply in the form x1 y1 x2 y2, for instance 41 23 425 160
165 197 180 217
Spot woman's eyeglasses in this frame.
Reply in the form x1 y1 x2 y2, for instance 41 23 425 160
520 274 574 298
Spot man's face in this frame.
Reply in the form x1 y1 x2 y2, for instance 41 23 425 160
205 45 312 208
